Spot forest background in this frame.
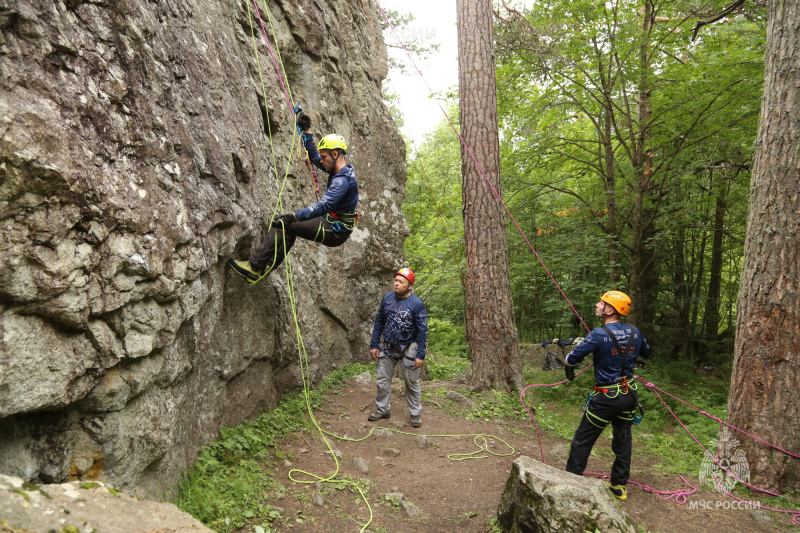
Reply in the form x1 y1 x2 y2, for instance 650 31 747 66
395 0 767 369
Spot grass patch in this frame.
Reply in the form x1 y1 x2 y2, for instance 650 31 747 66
174 363 371 532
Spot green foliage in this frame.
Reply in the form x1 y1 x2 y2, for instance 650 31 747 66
426 353 470 381
424 317 470 380
399 2 764 358
174 363 371 532
488 516 505 532
427 317 468 358
402 112 466 326
492 0 763 359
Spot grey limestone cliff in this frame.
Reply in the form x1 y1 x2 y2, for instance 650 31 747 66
0 0 407 497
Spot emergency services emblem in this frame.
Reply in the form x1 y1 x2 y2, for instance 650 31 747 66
699 427 750 493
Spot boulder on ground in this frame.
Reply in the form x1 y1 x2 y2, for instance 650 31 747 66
497 456 637 533
0 474 212 533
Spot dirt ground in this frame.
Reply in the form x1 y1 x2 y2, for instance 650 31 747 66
257 376 798 533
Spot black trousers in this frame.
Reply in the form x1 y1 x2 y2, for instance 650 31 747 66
249 216 349 273
565 386 638 486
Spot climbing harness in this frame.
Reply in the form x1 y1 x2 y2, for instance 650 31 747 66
593 381 628 395
379 342 417 368
327 211 359 232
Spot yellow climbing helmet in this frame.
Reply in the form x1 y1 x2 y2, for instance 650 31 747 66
318 134 348 153
601 290 632 316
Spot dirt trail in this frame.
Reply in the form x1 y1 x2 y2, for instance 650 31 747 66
257 376 793 533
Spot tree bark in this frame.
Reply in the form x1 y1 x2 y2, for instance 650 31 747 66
702 170 730 353
457 0 523 391
727 0 800 492
602 106 620 284
627 1 657 331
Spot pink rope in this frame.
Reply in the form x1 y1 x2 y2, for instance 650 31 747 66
251 0 292 111
637 378 800 459
642 379 800 501
374 0 800 518
250 0 322 199
519 366 594 462
373 0 590 333
587 472 699 504
721 485 800 525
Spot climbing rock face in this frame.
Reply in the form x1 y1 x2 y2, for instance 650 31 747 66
0 0 406 497
497 456 638 533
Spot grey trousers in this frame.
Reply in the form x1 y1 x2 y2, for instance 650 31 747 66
375 342 421 417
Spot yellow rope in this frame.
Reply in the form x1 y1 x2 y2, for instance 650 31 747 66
322 425 516 461
245 4 512 532
245 2 374 530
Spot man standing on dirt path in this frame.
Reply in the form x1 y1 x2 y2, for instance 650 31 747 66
563 291 651 501
368 268 428 428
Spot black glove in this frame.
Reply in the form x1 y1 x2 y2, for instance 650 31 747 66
565 365 576 381
271 213 295 228
635 356 647 369
297 112 311 131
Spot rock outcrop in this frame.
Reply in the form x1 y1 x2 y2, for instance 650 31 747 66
0 0 406 498
497 456 637 533
0 474 214 533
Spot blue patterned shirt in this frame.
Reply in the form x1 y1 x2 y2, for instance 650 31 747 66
370 292 428 359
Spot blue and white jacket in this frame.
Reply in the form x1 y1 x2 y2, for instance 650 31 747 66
293 133 359 227
370 292 428 359
565 322 651 385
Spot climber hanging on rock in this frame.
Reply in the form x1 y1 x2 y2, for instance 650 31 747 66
227 108 359 284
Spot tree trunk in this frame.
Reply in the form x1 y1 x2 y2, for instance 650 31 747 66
702 170 730 354
727 0 800 492
628 1 656 331
602 106 620 284
457 0 523 391
688 231 707 363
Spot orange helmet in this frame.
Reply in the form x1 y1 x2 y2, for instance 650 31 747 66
601 291 631 316
396 268 415 285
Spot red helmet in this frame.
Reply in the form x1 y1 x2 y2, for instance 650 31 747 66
396 268 415 285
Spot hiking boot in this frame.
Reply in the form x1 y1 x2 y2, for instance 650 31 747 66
367 410 390 421
227 258 264 283
410 415 422 428
604 481 627 501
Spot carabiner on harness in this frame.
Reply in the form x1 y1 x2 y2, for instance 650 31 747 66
633 403 645 425
581 392 596 413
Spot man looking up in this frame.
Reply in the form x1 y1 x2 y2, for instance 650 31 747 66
369 268 428 428
563 291 651 501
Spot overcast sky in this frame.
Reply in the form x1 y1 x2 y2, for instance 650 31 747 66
376 1 535 143
376 0 460 143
